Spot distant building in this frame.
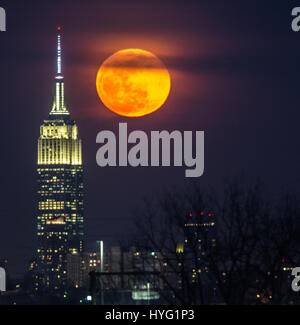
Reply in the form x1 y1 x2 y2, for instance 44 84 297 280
66 246 162 304
102 246 162 304
183 211 216 300
35 28 84 293
67 252 100 288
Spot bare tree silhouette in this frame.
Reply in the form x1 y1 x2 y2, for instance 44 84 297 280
132 181 300 305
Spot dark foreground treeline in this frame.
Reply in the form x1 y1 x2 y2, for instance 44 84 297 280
131 180 300 305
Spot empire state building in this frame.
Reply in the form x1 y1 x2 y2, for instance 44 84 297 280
35 28 84 292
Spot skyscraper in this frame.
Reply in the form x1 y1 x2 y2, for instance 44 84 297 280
35 28 84 292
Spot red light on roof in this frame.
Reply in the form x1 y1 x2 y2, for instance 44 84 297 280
189 213 192 217
208 213 211 217
201 212 204 215
57 26 61 31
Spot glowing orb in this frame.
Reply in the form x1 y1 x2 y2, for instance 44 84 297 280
96 49 171 117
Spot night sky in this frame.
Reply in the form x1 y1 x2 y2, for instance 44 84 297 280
0 0 300 275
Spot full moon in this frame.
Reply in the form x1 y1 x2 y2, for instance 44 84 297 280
96 49 171 117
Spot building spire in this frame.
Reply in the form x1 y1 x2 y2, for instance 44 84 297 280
57 26 62 75
50 26 70 116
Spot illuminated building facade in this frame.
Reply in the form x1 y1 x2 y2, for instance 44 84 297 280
182 212 216 302
35 28 84 292
66 252 100 288
183 212 216 276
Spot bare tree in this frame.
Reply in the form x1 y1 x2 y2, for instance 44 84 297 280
132 181 300 305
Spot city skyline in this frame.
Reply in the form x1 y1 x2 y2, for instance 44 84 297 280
0 0 299 279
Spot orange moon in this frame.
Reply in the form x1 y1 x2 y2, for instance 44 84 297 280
96 49 171 117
